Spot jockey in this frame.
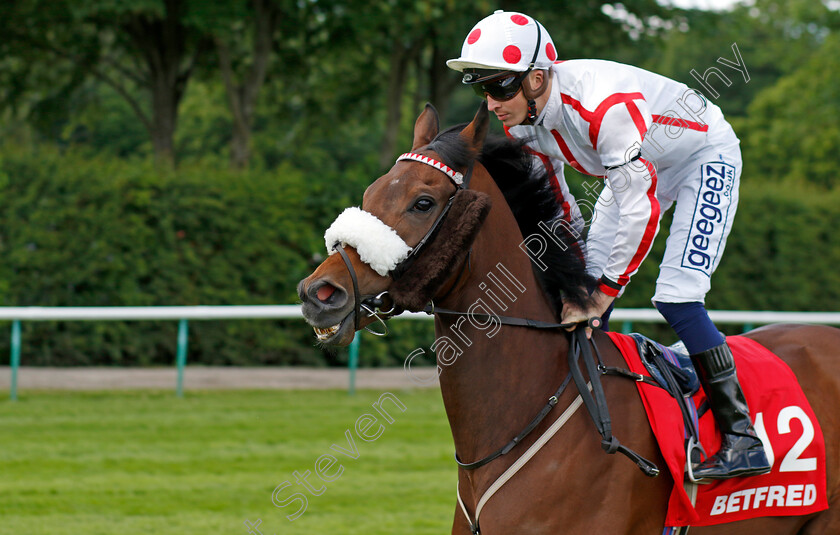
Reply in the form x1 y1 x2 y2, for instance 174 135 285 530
447 10 770 481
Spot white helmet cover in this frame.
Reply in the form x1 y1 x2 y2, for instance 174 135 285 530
446 10 557 73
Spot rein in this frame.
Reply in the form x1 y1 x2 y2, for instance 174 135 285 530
452 327 659 476
330 149 661 535
568 330 661 477
425 304 599 331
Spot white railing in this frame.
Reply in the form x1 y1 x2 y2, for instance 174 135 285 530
0 305 306 321
4 306 840 401
3 305 840 324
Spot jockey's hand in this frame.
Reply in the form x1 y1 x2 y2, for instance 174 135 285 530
561 288 615 338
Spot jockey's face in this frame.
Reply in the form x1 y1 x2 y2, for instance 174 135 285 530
484 70 549 127
485 90 529 126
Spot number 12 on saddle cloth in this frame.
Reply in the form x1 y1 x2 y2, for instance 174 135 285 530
606 332 828 527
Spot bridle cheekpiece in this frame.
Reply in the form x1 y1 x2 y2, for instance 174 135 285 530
326 150 472 337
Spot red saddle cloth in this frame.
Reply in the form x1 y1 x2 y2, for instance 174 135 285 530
606 332 828 527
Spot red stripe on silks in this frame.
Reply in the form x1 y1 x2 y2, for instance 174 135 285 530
549 130 596 176
652 114 709 132
616 157 659 286
625 101 649 138
590 92 645 149
562 92 645 149
561 94 595 122
525 147 572 221
503 125 514 138
598 282 621 297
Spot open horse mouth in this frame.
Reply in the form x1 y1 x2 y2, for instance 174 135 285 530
313 324 340 340
298 276 358 346
303 307 355 345
309 309 357 345
312 312 355 343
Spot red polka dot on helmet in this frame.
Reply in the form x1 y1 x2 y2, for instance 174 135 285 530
446 10 557 73
503 45 522 64
546 43 557 62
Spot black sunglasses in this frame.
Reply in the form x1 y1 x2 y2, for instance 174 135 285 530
465 70 531 101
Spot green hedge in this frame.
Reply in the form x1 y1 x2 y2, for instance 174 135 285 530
0 146 326 365
580 180 840 344
618 180 840 326
0 147 837 366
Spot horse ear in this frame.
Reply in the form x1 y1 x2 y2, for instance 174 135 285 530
459 102 490 153
411 103 440 150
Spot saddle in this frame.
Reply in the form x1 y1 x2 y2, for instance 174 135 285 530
604 331 828 527
565 330 707 479
630 334 699 397
593 333 705 469
627 334 705 468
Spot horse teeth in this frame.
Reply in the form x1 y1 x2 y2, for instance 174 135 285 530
314 324 340 340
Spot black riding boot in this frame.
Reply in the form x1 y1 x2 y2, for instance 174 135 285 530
690 343 771 480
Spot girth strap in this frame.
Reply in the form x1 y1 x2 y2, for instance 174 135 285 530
568 330 660 477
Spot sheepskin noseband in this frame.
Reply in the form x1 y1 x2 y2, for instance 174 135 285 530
390 189 491 311
324 207 411 277
323 190 491 311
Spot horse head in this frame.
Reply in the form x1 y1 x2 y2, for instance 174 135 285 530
298 104 493 346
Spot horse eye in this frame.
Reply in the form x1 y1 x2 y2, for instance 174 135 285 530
412 198 435 212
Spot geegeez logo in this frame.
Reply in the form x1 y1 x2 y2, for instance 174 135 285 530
681 162 735 275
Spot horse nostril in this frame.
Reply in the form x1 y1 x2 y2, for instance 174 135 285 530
317 283 337 303
308 281 346 309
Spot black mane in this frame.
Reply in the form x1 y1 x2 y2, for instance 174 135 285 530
429 125 595 315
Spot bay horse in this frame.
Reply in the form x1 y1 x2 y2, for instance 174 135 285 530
298 103 840 534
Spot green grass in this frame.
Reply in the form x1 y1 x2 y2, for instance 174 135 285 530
0 389 457 534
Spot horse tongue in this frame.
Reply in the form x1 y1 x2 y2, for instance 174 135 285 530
317 284 336 302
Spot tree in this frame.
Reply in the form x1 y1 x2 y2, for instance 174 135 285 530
335 0 493 169
737 32 840 188
646 0 840 118
0 0 213 166
211 0 280 169
337 0 676 170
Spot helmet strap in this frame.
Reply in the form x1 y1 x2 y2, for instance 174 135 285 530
521 71 550 125
526 99 538 124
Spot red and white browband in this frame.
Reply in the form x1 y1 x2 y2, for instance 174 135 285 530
396 152 464 186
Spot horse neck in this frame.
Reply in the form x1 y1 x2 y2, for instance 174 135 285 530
434 175 571 465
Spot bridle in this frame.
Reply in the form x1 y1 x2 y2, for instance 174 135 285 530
328 147 659 535
330 151 473 336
